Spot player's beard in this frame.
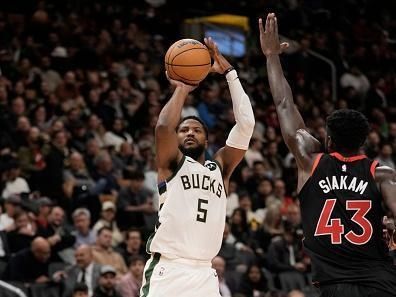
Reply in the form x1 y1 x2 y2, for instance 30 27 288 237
179 143 205 161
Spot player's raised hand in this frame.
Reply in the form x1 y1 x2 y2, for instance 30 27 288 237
259 13 289 56
204 37 232 74
165 71 197 93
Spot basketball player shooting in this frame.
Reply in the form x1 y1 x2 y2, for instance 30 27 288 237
260 13 396 297
140 37 255 297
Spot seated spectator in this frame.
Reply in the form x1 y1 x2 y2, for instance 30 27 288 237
266 224 307 291
4 237 51 283
72 283 89 297
117 228 147 264
34 197 53 229
7 210 36 254
63 152 95 201
93 201 123 247
116 255 145 297
238 192 265 232
72 208 96 248
245 137 265 168
0 196 22 231
235 264 268 297
93 265 122 297
103 118 133 152
273 179 294 215
252 178 278 210
375 143 395 169
1 160 30 199
117 170 154 231
37 206 76 261
212 256 235 297
53 244 101 297
92 227 127 277
230 208 253 248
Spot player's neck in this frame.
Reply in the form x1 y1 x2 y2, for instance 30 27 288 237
329 149 360 157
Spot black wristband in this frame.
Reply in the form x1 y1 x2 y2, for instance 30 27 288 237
223 66 235 75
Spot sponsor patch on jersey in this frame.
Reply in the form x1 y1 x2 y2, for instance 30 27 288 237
205 162 217 171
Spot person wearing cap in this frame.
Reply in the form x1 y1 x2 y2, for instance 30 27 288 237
93 265 121 297
93 201 123 247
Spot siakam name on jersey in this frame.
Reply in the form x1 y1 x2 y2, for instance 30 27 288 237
318 176 368 195
180 174 223 198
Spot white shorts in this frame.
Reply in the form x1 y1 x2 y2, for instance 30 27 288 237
140 253 221 297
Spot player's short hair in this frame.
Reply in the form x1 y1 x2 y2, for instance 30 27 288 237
177 116 209 139
326 109 369 151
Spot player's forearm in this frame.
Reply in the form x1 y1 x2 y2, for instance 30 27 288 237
225 70 255 150
266 54 293 107
156 87 189 131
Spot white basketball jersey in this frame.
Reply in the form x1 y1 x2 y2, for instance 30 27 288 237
147 155 227 261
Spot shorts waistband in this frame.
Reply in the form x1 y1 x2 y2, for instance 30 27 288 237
153 253 211 267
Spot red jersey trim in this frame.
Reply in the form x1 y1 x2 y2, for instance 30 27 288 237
370 160 379 178
330 152 367 162
311 153 324 176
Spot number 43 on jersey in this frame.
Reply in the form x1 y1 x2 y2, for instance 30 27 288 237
314 199 373 245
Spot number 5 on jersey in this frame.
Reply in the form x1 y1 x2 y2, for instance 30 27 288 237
197 198 208 223
315 199 373 245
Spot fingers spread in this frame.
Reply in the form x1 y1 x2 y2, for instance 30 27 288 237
258 18 265 35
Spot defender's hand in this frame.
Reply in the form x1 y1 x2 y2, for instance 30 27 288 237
259 13 289 56
204 37 232 74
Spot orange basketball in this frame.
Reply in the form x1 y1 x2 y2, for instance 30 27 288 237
165 39 211 85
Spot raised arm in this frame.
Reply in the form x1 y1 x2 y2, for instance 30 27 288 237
259 14 320 172
204 37 255 185
156 77 196 182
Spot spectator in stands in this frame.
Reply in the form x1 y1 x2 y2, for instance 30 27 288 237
252 178 277 210
0 196 21 231
93 265 122 297
117 170 154 231
72 283 89 297
117 228 146 264
42 130 69 204
212 256 235 297
235 264 268 297
245 137 265 168
72 208 96 248
34 197 53 229
103 118 133 152
266 223 307 292
376 143 395 169
37 206 75 261
54 244 101 297
116 255 145 297
1 159 30 199
92 227 127 277
63 152 95 201
7 210 36 253
93 201 123 247
5 237 51 283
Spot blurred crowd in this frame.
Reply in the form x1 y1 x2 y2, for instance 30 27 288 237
0 0 395 297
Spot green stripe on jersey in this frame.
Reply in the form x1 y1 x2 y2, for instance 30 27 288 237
141 253 161 297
